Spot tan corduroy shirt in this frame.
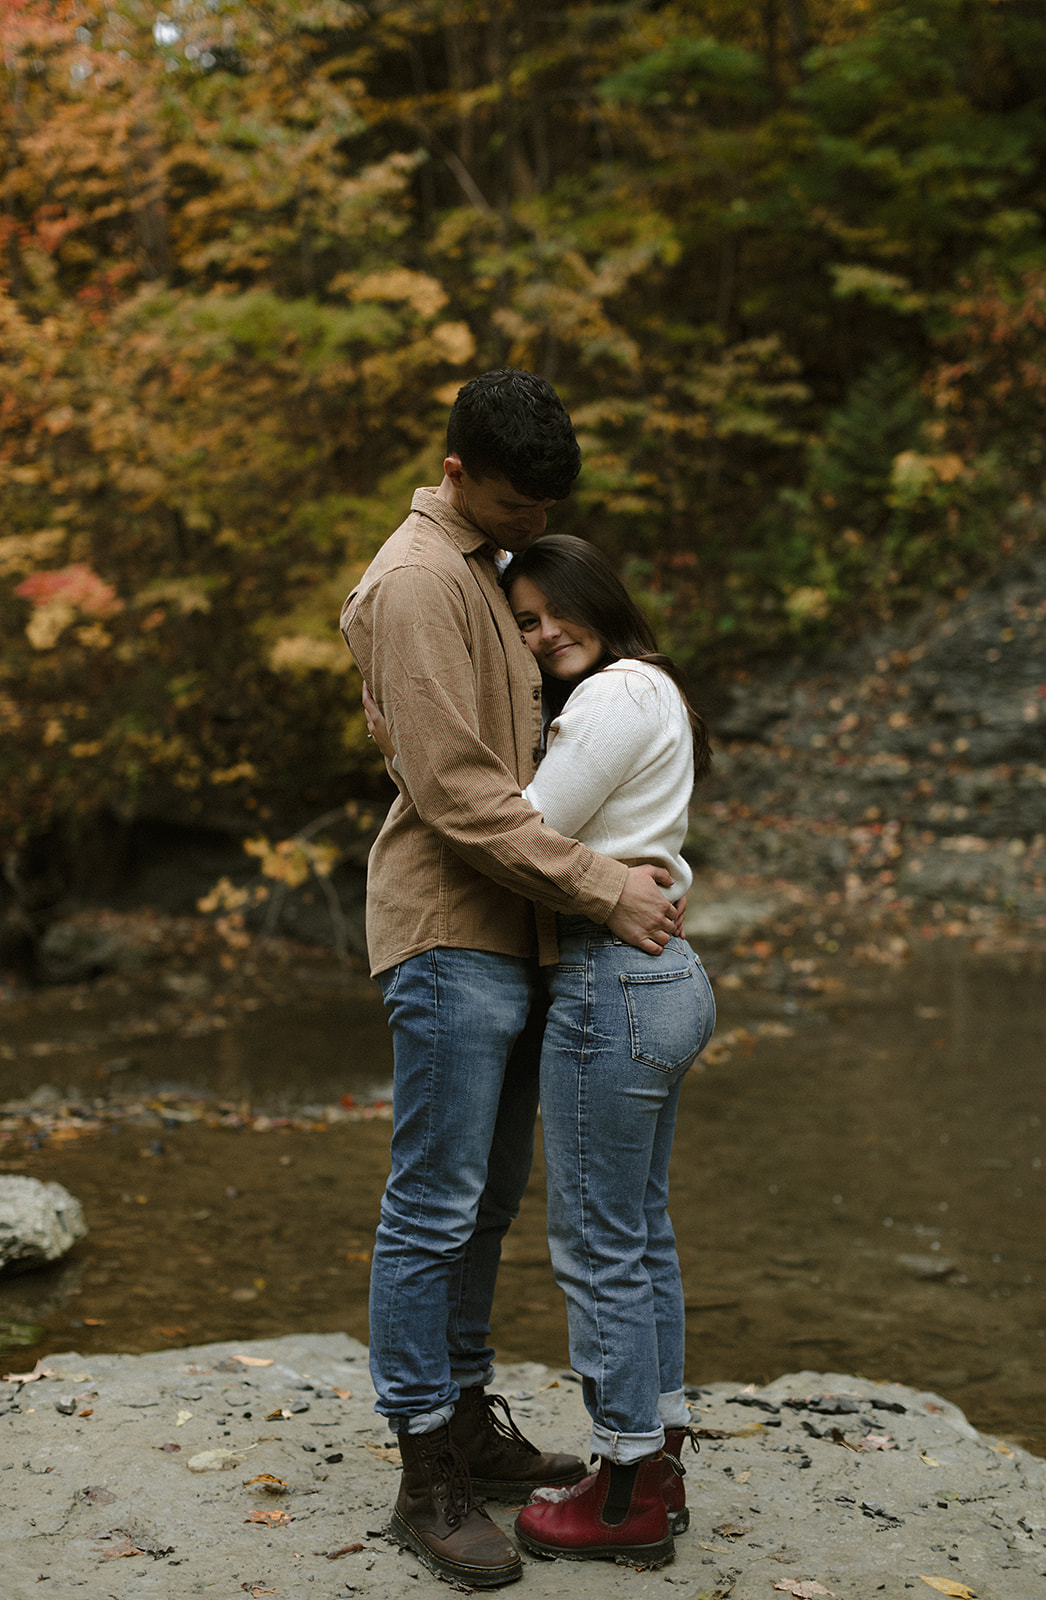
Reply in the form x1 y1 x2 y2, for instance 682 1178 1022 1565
341 488 628 976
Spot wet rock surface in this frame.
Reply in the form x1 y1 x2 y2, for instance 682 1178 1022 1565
1 1333 1044 1599
0 1176 86 1273
700 548 1046 928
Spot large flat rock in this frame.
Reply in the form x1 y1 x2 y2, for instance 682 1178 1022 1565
1 1334 1043 1598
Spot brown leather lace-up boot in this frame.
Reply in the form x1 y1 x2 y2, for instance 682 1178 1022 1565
391 1424 522 1588
450 1387 587 1500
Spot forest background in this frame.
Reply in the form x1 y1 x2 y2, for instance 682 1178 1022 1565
2 0 1045 917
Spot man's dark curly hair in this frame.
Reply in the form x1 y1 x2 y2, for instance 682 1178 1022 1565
446 369 582 502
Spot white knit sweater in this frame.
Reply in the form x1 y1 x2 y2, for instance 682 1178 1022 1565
522 659 694 900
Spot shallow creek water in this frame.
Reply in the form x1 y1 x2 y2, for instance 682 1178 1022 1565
1 926 1044 1457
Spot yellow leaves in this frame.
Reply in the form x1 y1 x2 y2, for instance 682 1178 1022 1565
829 264 927 313
197 877 256 914
0 527 68 577
347 268 448 317
785 586 831 622
365 1440 402 1464
134 577 214 615
430 321 475 365
890 450 968 505
209 762 258 785
244 834 339 885
25 599 78 650
919 1580 976 1598
269 635 350 675
43 404 77 434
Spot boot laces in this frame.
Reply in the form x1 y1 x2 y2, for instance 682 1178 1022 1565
481 1393 539 1459
424 1437 473 1530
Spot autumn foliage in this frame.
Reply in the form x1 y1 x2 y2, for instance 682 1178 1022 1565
2 0 1044 858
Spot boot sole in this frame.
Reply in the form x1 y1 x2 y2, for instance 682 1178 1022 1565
390 1510 523 1588
471 1467 588 1502
515 1525 675 1570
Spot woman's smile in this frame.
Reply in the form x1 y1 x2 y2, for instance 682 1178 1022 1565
509 574 605 682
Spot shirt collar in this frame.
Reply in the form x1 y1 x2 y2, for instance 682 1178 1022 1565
410 486 497 561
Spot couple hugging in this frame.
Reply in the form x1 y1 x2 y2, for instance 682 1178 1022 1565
342 368 716 1587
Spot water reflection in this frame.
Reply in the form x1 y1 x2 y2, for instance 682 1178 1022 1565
1 936 1043 1456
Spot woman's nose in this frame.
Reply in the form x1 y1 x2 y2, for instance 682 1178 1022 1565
539 614 560 641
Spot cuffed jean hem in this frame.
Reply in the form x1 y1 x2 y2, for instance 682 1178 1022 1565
398 1405 456 1436
590 1423 666 1465
452 1364 494 1391
658 1388 691 1428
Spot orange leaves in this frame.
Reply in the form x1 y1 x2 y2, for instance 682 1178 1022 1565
15 562 122 617
14 563 123 650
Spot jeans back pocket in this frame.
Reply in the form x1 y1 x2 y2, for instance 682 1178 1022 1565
619 961 716 1072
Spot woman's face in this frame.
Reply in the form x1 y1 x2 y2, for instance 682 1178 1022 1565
509 574 605 682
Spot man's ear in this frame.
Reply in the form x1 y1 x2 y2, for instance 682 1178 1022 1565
443 453 465 484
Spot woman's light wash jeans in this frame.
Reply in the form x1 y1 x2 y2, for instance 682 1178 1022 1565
540 915 716 1464
371 947 543 1432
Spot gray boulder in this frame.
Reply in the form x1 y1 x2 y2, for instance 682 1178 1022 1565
0 1177 86 1273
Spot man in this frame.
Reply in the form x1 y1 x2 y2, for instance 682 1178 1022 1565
341 369 679 1588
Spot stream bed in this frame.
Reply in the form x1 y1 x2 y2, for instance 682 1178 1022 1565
2 912 1044 1457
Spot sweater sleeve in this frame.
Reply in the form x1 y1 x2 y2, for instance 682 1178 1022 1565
522 667 661 836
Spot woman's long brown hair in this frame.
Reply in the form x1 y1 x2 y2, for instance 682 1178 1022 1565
503 535 712 780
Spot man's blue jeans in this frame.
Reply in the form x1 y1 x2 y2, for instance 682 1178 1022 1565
371 947 542 1431
539 916 716 1464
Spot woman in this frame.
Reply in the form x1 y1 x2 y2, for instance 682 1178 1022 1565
365 534 715 1569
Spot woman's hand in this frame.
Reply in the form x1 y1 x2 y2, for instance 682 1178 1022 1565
362 682 397 764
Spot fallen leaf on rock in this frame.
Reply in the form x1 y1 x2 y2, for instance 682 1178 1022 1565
246 1473 288 1494
81 1486 117 1505
95 1535 146 1560
246 1509 291 1527
712 1522 751 1539
241 1585 277 1597
158 1442 181 1452
860 1434 896 1450
919 1580 976 1599
187 1449 241 1472
365 1440 401 1463
920 1452 941 1466
3 1363 54 1384
232 1354 274 1367
773 1583 836 1598
320 1544 364 1559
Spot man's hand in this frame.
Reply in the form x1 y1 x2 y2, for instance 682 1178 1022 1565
606 865 678 955
362 682 397 763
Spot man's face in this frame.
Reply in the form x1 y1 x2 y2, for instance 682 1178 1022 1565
447 460 557 553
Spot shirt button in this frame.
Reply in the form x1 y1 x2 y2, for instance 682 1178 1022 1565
532 688 541 701
532 747 542 762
